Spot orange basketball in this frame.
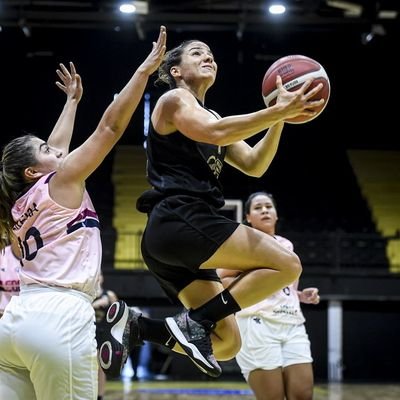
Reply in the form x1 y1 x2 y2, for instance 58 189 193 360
262 55 330 124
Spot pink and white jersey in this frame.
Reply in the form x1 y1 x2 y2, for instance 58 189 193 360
0 246 21 313
236 235 305 325
12 172 101 300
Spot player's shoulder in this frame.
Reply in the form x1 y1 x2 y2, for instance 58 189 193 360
159 88 197 105
275 234 294 251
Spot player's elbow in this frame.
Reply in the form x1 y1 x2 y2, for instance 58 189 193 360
204 130 231 146
240 163 267 178
246 169 265 178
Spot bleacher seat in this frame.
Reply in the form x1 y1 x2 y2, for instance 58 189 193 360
112 145 150 269
347 150 400 271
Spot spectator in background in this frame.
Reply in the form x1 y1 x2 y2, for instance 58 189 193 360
219 191 320 400
0 245 21 318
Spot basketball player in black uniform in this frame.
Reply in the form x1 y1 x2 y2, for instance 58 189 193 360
99 39 325 379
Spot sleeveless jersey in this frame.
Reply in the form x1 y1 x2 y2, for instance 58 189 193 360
236 235 306 325
11 172 102 299
142 100 226 209
0 245 21 313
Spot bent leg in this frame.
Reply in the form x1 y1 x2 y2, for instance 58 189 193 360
201 224 302 308
177 279 241 361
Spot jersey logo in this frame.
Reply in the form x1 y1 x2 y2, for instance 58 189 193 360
207 155 223 178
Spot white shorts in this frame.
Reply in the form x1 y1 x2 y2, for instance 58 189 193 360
235 315 313 381
0 286 98 400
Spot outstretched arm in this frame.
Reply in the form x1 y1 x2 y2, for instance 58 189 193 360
47 62 83 155
153 76 323 146
225 121 284 177
56 26 166 186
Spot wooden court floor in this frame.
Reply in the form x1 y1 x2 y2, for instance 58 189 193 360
104 380 400 400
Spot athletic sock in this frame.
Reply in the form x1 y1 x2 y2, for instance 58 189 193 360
138 316 176 349
188 288 241 324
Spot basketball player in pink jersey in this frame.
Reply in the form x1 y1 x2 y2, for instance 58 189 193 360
0 245 21 318
0 26 166 400
219 192 320 400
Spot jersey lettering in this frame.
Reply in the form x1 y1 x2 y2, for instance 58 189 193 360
18 227 44 261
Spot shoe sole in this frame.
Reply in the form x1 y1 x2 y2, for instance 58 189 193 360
99 301 131 377
165 317 221 378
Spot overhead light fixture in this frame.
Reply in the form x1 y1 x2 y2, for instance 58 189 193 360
268 4 286 15
378 10 398 19
18 19 31 38
361 23 386 45
135 21 145 40
327 1 362 17
119 3 136 14
119 1 148 15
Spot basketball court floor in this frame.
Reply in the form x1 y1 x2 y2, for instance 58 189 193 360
104 379 400 400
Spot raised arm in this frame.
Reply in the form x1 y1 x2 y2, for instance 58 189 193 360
152 76 323 146
50 26 166 208
56 27 166 184
47 62 83 155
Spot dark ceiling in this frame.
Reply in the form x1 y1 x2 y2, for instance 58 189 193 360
1 0 399 35
1 0 398 152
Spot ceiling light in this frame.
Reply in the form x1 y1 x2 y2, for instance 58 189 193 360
268 4 286 15
378 10 398 19
119 1 148 15
327 1 362 17
119 3 137 14
361 24 386 45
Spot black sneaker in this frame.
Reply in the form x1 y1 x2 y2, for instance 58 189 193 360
165 310 221 378
98 300 142 377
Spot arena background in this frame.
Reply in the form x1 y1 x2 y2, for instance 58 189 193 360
1 0 399 389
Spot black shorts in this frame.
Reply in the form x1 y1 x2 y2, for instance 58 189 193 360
141 195 239 301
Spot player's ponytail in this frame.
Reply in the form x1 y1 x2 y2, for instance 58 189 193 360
0 135 38 250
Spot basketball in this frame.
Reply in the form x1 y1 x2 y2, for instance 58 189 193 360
262 55 330 124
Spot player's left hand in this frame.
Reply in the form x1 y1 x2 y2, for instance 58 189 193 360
299 287 320 304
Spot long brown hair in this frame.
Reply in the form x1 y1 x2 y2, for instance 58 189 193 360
0 135 37 249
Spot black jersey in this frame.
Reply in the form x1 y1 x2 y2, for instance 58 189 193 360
139 102 226 210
